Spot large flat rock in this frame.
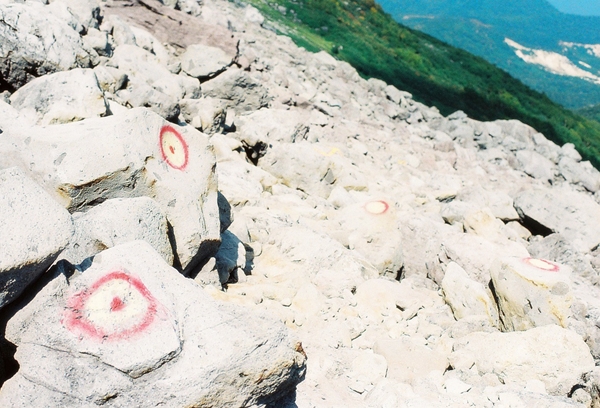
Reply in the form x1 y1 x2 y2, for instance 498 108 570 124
1 241 306 407
514 186 600 252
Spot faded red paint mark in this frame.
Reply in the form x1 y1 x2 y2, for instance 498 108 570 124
523 257 559 272
63 271 158 341
364 200 390 215
110 296 125 312
159 125 189 170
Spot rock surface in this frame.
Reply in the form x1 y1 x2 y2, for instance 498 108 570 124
1 241 306 407
0 167 73 309
1 0 600 406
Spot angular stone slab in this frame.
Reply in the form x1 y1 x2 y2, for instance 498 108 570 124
1 241 306 407
491 257 572 331
0 108 220 274
442 261 498 325
0 2 91 92
514 186 600 252
0 167 73 309
10 68 108 125
180 43 234 79
449 325 594 395
62 197 174 265
329 198 403 279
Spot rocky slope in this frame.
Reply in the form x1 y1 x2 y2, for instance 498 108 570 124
2 0 600 407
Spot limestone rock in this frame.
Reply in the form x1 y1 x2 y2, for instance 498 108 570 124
449 325 594 395
514 150 555 182
62 197 173 265
180 43 235 79
50 0 101 31
0 2 91 91
10 68 108 125
1 241 306 407
201 67 271 113
514 186 600 252
442 262 498 325
0 167 73 309
558 157 600 192
374 337 448 384
491 257 572 331
329 199 403 278
0 108 220 274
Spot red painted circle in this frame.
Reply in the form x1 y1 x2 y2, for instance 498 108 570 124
63 271 158 341
523 257 559 272
364 200 390 215
159 125 189 170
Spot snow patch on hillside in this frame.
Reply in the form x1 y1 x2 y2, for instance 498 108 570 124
505 38 600 84
561 41 600 58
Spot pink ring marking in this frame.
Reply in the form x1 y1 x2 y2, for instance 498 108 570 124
523 257 559 272
364 200 390 215
63 271 158 341
159 125 189 170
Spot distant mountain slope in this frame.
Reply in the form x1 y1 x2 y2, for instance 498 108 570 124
377 0 600 109
243 0 600 168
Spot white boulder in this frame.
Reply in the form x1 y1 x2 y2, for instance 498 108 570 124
0 167 73 309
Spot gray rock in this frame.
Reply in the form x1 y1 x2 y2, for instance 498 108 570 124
0 167 73 309
374 337 448 384
1 108 220 274
491 257 572 331
514 186 600 252
515 150 555 181
9 68 108 125
50 0 101 31
214 230 247 285
101 14 136 47
93 65 126 94
84 27 114 57
1 241 306 407
528 233 598 283
441 262 498 325
180 43 235 79
116 81 180 121
449 325 594 395
0 2 91 91
329 198 404 279
558 157 600 192
560 142 582 162
201 67 272 113
62 197 173 265
236 108 314 144
179 97 227 134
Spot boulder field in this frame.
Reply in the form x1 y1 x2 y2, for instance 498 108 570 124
2 0 600 407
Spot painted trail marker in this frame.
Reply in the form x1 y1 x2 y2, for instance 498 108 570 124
364 200 390 215
63 271 158 341
159 125 189 170
491 257 572 331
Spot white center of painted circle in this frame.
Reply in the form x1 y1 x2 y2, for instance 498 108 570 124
365 200 389 215
527 258 557 271
83 279 150 336
161 130 187 169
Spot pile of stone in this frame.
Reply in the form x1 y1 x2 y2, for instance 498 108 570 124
2 0 600 407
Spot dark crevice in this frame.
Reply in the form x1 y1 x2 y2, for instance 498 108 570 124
517 215 553 237
166 221 183 272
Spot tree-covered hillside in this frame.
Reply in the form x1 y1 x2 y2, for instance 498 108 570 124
243 0 600 168
377 0 600 109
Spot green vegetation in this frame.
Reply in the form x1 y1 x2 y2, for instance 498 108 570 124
377 0 600 109
243 0 600 168
577 104 600 123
